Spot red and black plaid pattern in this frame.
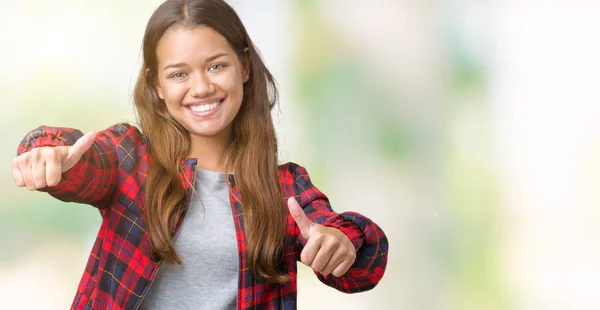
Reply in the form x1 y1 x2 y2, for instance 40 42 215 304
18 124 388 310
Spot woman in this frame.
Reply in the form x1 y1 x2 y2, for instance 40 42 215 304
11 0 388 309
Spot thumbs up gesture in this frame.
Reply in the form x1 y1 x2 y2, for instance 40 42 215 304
12 131 97 190
288 197 356 277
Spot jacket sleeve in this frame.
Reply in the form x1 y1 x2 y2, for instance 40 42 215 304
17 123 143 209
289 163 388 293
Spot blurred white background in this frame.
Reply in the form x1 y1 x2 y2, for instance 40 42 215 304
1 0 599 309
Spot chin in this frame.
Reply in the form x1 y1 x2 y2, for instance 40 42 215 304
188 126 227 137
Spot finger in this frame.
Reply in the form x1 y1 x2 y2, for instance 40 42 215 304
288 197 313 239
19 157 35 190
31 155 47 189
331 257 354 277
46 157 62 187
11 158 25 187
311 239 337 273
321 248 346 275
67 131 96 162
300 232 324 266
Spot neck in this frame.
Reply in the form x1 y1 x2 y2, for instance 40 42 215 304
187 129 231 173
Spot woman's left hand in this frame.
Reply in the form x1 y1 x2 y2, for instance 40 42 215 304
287 197 357 277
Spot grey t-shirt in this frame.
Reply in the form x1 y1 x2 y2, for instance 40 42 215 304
140 168 238 310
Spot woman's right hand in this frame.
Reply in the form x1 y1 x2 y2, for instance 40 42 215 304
11 131 97 190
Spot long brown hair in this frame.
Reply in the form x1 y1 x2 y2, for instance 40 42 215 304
133 0 287 283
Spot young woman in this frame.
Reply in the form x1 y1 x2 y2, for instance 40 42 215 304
11 0 388 309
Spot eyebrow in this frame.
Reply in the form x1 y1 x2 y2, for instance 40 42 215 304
162 52 230 71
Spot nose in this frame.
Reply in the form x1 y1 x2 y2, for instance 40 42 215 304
189 71 215 98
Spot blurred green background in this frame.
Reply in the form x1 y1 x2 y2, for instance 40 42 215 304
2 1 600 309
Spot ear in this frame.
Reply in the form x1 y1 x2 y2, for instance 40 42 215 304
147 68 165 100
242 47 250 83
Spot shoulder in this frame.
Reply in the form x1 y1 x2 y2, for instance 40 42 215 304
277 162 313 186
277 162 328 202
278 161 303 176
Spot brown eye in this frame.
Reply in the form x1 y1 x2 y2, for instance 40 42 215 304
208 64 225 71
170 72 187 79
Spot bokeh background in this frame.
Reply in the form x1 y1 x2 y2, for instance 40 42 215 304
1 0 599 309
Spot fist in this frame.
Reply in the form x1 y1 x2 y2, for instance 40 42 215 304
11 131 96 190
288 197 357 277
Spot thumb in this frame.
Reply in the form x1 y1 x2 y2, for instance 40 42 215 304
62 131 96 172
288 197 313 239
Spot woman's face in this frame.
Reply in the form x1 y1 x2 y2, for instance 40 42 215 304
154 25 248 140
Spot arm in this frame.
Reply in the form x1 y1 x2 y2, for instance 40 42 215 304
16 123 142 209
289 163 388 293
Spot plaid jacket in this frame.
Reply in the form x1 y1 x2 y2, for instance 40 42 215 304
18 123 388 310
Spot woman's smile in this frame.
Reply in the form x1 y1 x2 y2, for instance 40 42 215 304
184 98 225 117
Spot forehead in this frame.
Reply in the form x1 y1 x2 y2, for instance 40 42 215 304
156 25 235 64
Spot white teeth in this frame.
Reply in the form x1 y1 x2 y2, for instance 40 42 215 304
189 101 220 113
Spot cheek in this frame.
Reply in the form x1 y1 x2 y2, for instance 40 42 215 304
218 72 245 99
162 84 187 107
